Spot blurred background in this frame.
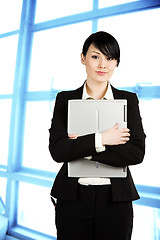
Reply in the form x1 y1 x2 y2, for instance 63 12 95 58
0 0 160 239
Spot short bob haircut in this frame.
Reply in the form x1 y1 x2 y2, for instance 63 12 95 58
82 31 120 66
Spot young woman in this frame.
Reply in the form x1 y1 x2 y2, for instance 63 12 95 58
49 31 146 240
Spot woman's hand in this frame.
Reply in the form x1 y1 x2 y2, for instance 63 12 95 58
68 134 79 139
101 123 130 146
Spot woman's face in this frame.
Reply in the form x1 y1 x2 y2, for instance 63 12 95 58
81 44 117 84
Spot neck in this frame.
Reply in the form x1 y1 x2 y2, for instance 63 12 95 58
86 80 108 99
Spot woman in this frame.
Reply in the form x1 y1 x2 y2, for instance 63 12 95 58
49 31 146 240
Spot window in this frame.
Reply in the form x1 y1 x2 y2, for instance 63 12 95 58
99 0 139 8
1 1 160 240
98 8 160 87
0 177 6 214
0 100 12 166
98 8 160 187
133 205 160 239
23 101 57 171
0 0 22 34
35 0 93 23
132 99 160 187
28 21 92 91
0 36 19 94
18 182 56 236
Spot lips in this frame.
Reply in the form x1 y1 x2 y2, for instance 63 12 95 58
96 71 107 76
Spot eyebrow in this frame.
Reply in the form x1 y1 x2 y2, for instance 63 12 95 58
92 51 101 55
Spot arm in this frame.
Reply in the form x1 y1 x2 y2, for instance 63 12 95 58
49 92 97 163
92 94 146 167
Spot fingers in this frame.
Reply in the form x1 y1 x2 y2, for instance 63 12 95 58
121 132 130 137
120 127 130 132
121 127 130 138
116 125 130 144
121 137 130 143
68 134 79 139
119 133 130 144
114 123 130 133
114 123 119 129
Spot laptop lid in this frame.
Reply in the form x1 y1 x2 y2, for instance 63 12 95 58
67 99 127 178
68 159 127 178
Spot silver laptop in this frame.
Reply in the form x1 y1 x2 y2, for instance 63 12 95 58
68 99 127 178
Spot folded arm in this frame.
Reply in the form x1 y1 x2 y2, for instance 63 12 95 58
49 92 146 166
92 94 146 167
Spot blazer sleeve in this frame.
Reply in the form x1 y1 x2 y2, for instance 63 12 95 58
49 92 97 163
92 93 146 167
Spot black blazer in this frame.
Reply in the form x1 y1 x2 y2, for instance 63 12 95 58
49 84 146 202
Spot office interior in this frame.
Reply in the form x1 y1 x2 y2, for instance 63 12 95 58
0 0 160 239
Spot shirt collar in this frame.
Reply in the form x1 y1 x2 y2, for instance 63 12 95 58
82 81 114 100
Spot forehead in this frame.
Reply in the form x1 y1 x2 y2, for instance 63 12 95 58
87 44 102 54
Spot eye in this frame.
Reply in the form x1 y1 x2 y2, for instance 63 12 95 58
92 55 99 59
107 57 114 61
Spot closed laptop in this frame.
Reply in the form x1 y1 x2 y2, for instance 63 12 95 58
68 100 127 178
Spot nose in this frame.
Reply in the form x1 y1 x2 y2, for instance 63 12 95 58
98 58 107 69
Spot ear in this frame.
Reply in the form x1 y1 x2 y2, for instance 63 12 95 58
81 53 86 65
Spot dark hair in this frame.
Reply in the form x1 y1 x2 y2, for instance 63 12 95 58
82 31 120 66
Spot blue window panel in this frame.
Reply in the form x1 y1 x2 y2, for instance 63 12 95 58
0 94 12 100
118 86 160 99
132 205 160 240
99 0 139 8
18 182 56 237
92 0 98 32
129 99 160 188
0 100 12 166
135 185 160 208
35 0 93 23
32 0 160 33
7 0 36 172
0 196 5 214
22 101 61 172
8 226 56 240
28 21 92 92
25 91 59 101
0 0 22 34
0 177 7 214
0 35 19 94
4 0 37 233
0 30 19 38
98 8 160 88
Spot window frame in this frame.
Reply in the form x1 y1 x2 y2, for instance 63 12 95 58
0 0 160 239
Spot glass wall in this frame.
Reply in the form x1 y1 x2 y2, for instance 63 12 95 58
98 8 160 87
0 36 19 94
98 8 160 187
0 177 7 215
18 182 56 236
35 0 93 23
0 100 12 166
99 0 139 8
133 205 160 240
28 22 92 91
0 0 22 34
0 0 160 239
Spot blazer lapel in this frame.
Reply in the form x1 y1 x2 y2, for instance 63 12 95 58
70 84 84 99
111 85 125 99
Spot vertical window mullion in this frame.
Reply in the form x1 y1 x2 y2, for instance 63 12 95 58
92 0 98 32
6 0 37 230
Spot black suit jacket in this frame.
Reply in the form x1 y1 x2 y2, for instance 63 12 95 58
49 84 146 202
